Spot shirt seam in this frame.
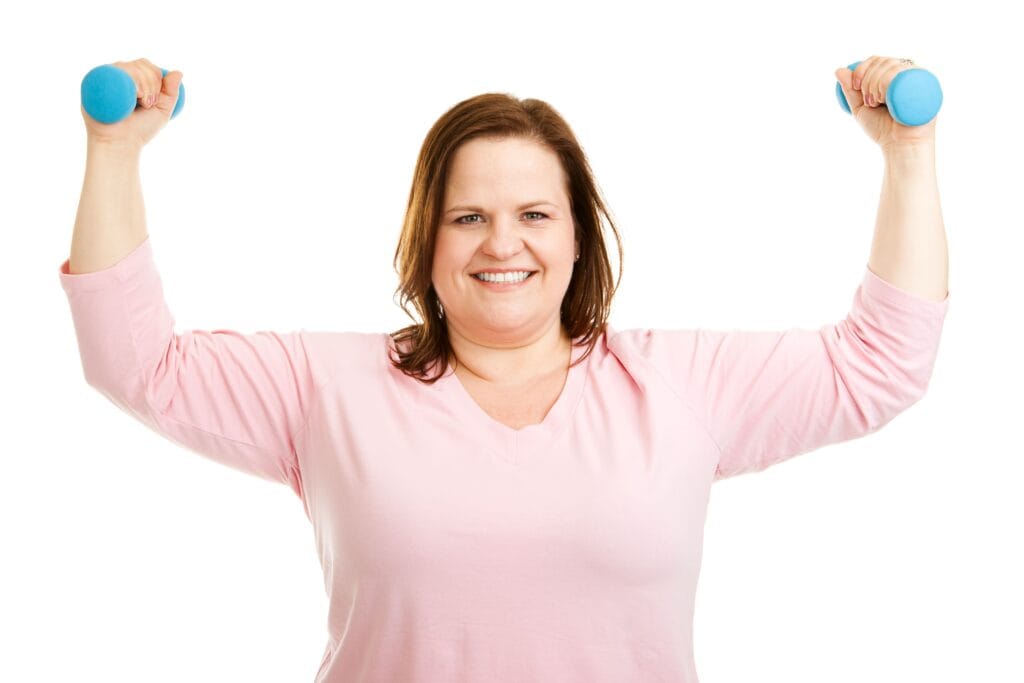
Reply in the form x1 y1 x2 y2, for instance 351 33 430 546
612 331 726 463
143 393 285 455
287 352 344 456
648 358 726 461
121 281 309 476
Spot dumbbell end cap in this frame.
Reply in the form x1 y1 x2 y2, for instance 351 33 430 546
887 68 943 127
81 64 136 124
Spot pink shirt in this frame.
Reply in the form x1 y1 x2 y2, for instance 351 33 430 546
59 236 949 682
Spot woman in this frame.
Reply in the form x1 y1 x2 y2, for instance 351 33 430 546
61 57 949 682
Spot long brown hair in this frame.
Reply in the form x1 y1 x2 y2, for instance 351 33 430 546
388 92 624 383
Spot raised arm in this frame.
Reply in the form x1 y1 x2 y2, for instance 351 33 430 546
614 62 951 481
62 60 332 502
71 57 181 274
867 143 947 302
69 141 148 273
836 57 948 302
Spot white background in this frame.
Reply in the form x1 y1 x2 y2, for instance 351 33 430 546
2 0 1020 681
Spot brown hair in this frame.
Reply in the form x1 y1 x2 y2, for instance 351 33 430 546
388 92 624 383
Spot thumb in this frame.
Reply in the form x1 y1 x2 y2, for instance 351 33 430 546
835 67 863 112
159 70 184 108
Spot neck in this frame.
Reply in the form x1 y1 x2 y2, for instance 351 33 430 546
448 321 572 385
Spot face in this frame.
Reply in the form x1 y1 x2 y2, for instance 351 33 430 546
431 136 578 345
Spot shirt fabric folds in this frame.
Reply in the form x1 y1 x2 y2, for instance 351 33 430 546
58 236 950 682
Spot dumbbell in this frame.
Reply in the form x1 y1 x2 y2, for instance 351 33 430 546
835 60 942 126
81 64 185 124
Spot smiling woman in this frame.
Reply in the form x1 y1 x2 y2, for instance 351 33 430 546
430 136 585 381
388 93 625 384
61 73 949 683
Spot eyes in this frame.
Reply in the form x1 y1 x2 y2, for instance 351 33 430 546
454 211 548 225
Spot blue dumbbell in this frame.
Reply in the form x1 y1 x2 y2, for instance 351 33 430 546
81 64 185 124
835 60 942 127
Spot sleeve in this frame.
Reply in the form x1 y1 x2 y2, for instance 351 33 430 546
58 236 327 499
616 265 950 481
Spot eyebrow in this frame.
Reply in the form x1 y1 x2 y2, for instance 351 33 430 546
444 201 557 215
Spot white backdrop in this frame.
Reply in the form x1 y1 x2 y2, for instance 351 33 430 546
2 0 1020 681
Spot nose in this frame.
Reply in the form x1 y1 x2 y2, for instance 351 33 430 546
481 214 525 260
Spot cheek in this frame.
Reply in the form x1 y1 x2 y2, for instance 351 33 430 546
431 237 466 287
435 231 478 264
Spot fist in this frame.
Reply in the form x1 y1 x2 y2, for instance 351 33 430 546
82 57 183 150
835 56 937 153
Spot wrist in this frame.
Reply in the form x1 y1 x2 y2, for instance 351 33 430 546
87 138 143 161
883 143 936 177
882 141 936 162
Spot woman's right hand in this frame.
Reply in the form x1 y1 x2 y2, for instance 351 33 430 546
82 58 184 151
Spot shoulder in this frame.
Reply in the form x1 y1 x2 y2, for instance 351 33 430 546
605 324 700 364
294 330 390 386
600 324 703 402
298 329 383 360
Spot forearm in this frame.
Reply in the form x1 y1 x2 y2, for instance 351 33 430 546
69 142 147 274
867 143 949 302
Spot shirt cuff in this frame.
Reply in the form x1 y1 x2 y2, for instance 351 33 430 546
58 236 154 294
861 263 950 316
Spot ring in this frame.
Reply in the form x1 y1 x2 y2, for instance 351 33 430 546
899 58 915 66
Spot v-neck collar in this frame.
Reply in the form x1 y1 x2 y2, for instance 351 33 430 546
436 337 591 462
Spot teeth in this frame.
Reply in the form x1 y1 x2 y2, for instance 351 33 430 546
474 271 532 283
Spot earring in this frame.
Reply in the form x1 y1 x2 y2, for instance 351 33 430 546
574 253 580 261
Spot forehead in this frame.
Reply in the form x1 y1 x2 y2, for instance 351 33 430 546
445 137 567 199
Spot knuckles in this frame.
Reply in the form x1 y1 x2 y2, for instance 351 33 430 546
854 55 901 93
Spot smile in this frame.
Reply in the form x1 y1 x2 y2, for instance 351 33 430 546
471 272 536 289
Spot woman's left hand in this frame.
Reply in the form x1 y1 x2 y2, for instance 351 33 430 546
835 56 937 154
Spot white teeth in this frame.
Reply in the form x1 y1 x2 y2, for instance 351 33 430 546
474 271 532 283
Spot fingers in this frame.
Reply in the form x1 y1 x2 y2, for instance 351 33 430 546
852 56 882 106
138 59 163 107
871 61 908 107
853 56 915 108
114 58 163 108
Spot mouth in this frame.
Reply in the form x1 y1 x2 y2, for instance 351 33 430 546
470 271 537 288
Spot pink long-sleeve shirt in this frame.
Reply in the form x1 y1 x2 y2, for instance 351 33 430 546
59 236 949 682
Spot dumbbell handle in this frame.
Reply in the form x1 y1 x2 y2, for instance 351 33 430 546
81 64 185 124
835 60 942 127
